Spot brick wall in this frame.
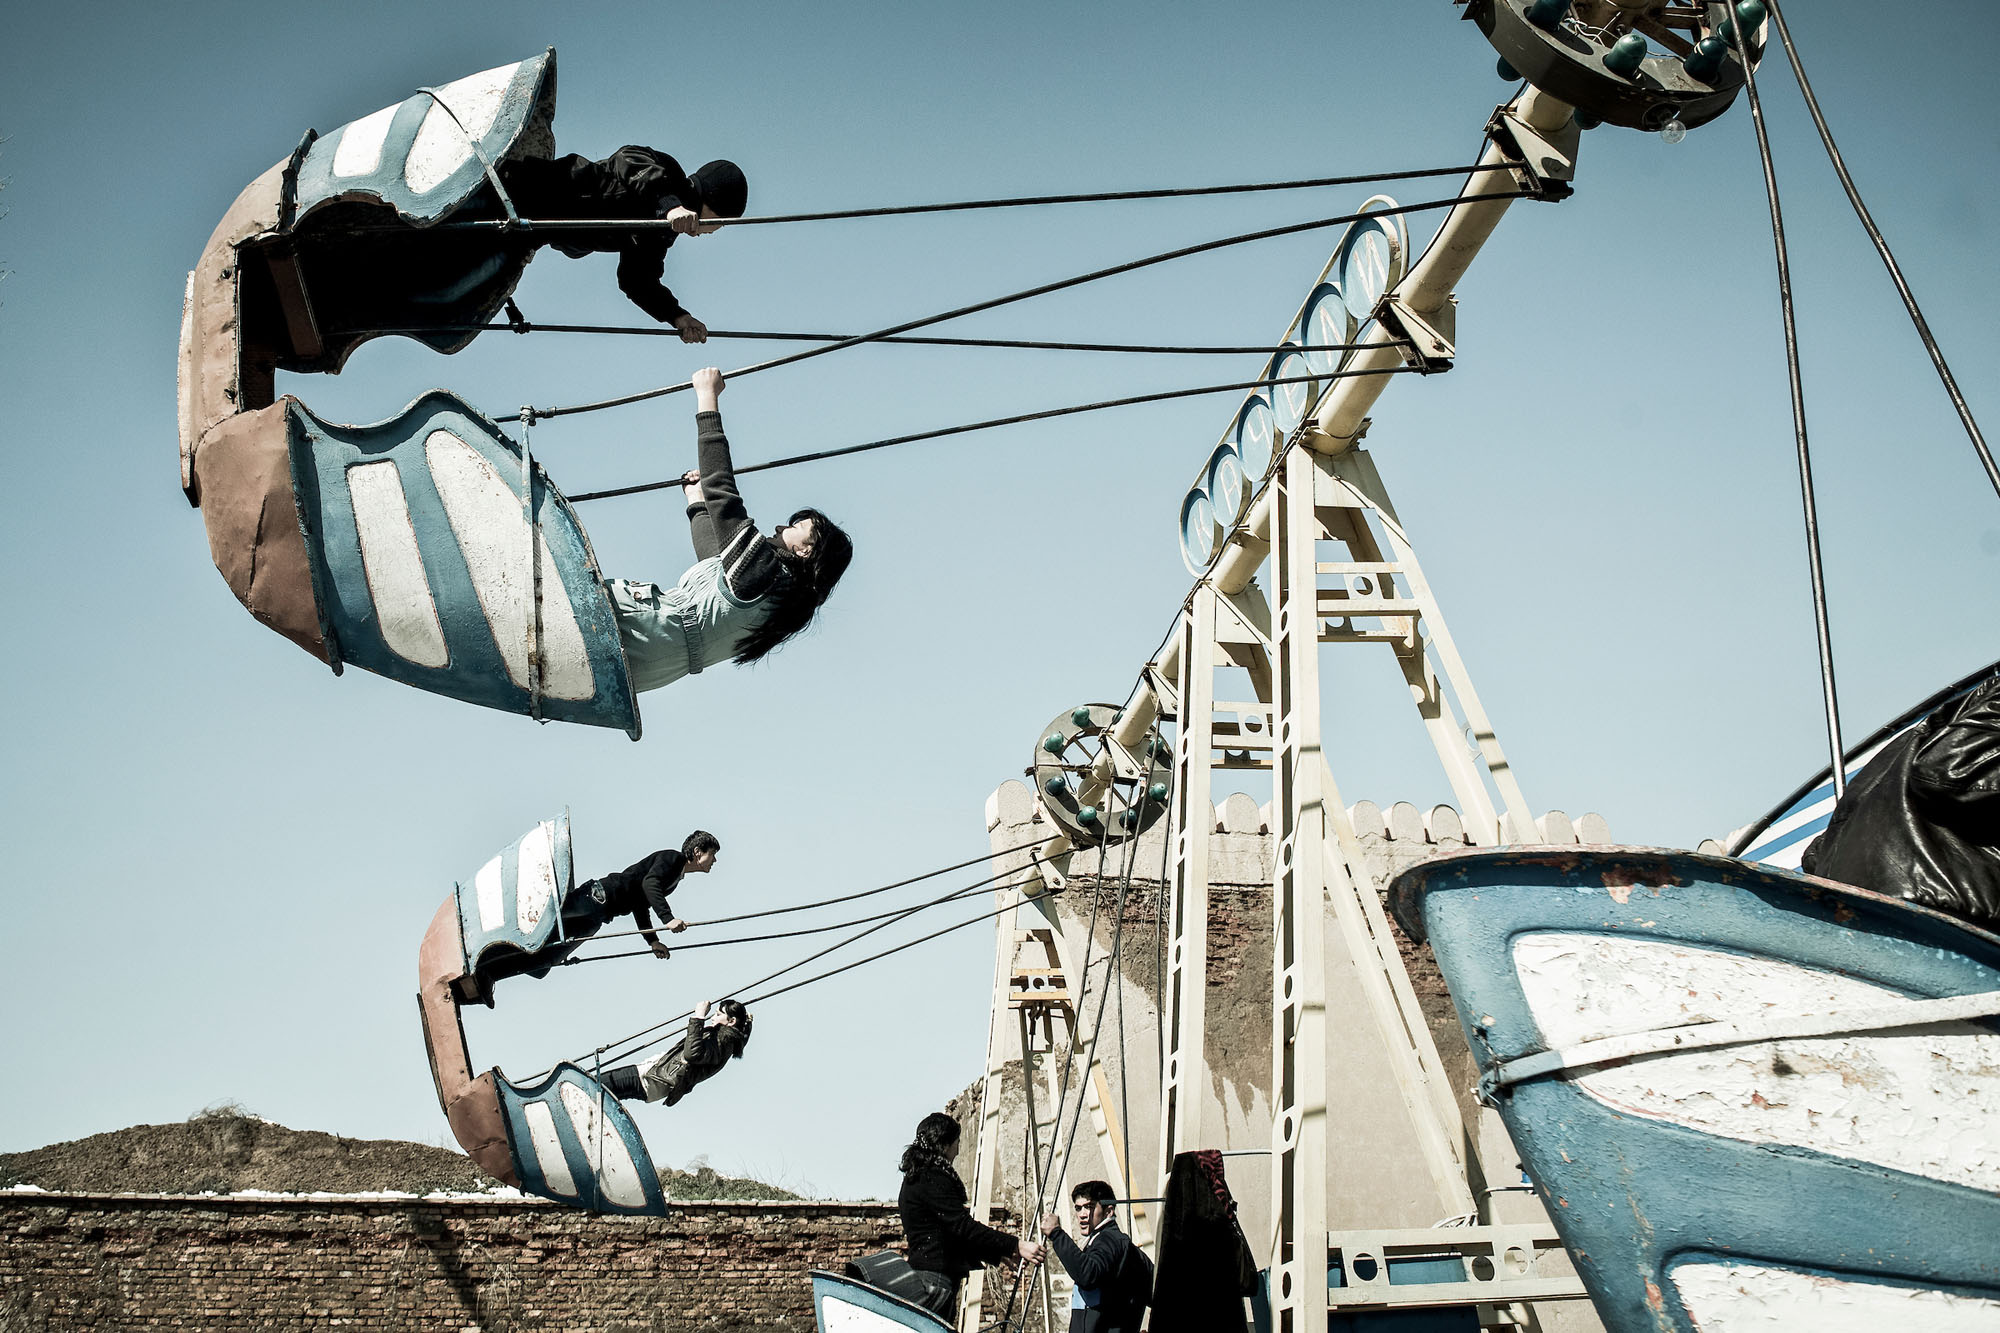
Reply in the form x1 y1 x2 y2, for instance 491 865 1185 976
0 1194 903 1332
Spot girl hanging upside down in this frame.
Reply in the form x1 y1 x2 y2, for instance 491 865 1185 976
606 368 854 692
603 999 752 1106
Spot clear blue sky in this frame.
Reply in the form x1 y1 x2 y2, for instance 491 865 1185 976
1 2 1995 1199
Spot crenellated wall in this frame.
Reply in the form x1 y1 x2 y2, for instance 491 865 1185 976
976 782 1612 1332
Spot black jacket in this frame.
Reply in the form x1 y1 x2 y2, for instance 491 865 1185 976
598 847 686 919
498 146 699 323
648 1014 748 1104
898 1163 1017 1277
687 410 790 602
1046 1219 1147 1333
1803 675 2000 931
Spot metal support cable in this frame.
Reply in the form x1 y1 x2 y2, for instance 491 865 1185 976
335 321 1383 357
526 189 1525 421
567 365 1416 502
737 893 1039 1007
573 869 1049 1071
557 878 999 964
1045 755 1154 1216
1734 16 1846 797
1762 0 2000 501
419 162 1516 236
568 833 1059 942
1008 728 1159 1333
517 409 544 721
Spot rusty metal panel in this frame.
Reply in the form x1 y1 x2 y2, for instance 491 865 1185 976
416 897 516 1186
189 399 330 665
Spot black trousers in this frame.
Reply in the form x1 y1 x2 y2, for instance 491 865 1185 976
908 1269 959 1318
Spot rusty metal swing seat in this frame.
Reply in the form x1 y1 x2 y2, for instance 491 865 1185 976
178 49 642 737
418 811 671 1215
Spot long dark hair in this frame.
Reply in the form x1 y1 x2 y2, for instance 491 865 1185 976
898 1111 961 1176
718 999 753 1059
735 508 854 664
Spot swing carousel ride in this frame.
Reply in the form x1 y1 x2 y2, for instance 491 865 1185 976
174 3 1999 1331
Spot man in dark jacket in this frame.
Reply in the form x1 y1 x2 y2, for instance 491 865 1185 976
1039 1180 1149 1333
476 830 721 991
498 147 748 341
1803 674 2000 932
571 828 720 959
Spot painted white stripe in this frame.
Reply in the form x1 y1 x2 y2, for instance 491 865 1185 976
1494 991 2000 1086
1512 933 2000 1193
425 431 596 701
823 1299 923 1332
347 461 450 667
177 270 196 466
474 854 505 933
1745 796 1837 855
405 61 519 194
332 103 399 179
1673 1261 2000 1332
1742 734 1904 863
557 1082 649 1208
521 1100 577 1197
514 822 557 935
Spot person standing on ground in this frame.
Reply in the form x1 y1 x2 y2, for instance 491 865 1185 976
1040 1180 1150 1333
898 1112 1043 1317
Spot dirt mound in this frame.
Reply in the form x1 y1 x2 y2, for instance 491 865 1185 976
0 1105 795 1200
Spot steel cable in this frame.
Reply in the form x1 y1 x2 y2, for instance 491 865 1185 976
335 321 1382 357
1762 0 1999 501
526 188 1525 421
418 161 1518 238
1732 12 1847 796
566 365 1415 502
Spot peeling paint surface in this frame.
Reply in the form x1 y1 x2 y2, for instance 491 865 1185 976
405 61 519 194
556 1082 647 1209
521 1100 576 1198
347 460 449 668
426 431 594 701
514 821 556 934
1671 1261 2000 1331
1514 934 2000 1192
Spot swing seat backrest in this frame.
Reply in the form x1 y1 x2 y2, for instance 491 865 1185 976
204 390 641 734
454 813 574 983
495 1063 668 1216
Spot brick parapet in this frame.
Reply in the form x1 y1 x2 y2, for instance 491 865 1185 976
0 1193 903 1331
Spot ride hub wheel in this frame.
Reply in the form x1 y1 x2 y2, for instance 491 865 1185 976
1465 0 1765 133
1031 704 1172 849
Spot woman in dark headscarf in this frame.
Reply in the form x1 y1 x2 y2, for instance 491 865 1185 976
896 1111 1043 1317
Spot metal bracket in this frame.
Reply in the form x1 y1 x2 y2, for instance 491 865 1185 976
1326 1223 1589 1310
1486 106 1577 203
1378 294 1457 374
